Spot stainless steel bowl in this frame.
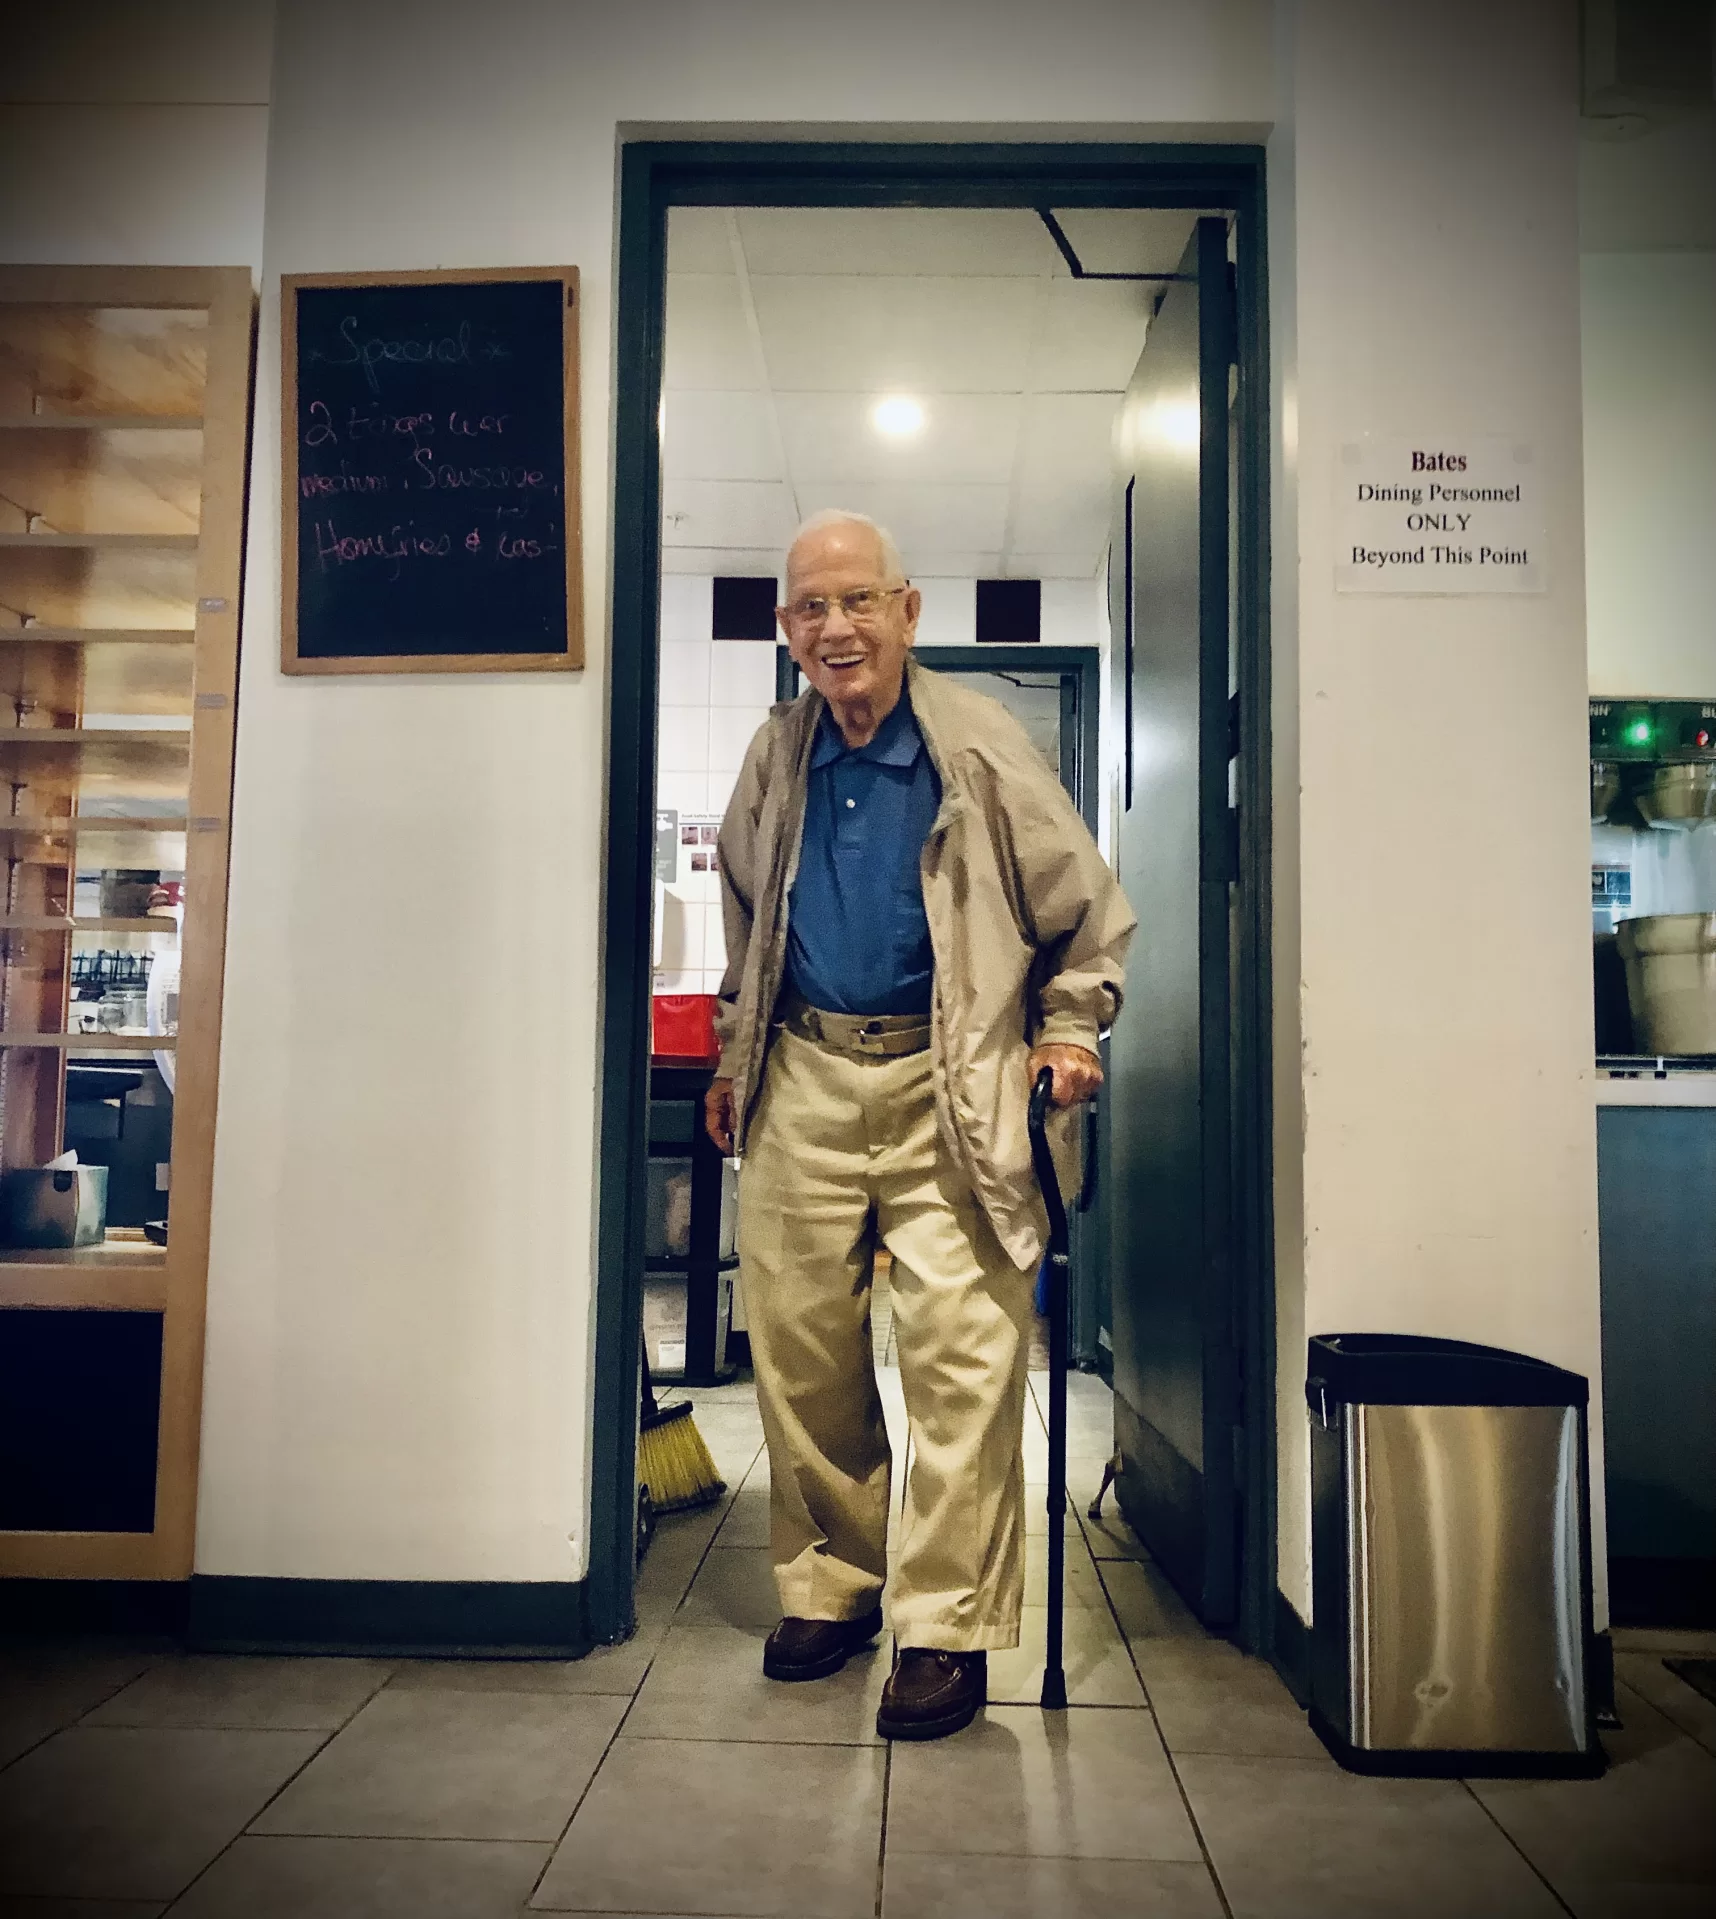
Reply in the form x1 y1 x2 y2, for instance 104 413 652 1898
1616 912 1716 1053
1637 762 1716 830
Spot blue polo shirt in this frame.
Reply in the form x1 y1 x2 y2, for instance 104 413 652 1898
784 693 941 1017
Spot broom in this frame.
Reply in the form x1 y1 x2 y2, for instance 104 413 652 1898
637 1351 726 1517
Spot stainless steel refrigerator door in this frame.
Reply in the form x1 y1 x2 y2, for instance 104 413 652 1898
1346 1402 1587 1752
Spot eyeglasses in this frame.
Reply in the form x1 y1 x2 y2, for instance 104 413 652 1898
779 585 907 632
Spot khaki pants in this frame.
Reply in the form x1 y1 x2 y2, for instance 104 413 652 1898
738 1025 1034 1652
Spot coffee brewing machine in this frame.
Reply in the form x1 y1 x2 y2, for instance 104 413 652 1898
1590 698 1716 1063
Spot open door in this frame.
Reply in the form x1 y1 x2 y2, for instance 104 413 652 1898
1107 216 1241 1626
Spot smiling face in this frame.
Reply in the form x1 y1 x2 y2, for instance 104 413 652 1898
779 519 920 725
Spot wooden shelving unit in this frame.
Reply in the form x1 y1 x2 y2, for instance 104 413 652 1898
0 265 252 1582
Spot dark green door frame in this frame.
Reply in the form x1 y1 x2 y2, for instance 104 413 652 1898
594 138 1274 1653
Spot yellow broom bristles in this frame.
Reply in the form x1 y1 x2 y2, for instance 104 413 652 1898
638 1403 725 1515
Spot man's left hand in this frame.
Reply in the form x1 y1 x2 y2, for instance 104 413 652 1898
1027 1043 1103 1108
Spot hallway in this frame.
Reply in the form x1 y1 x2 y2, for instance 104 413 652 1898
2 1360 1714 1917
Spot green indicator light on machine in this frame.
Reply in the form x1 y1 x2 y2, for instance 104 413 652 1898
1626 719 1653 746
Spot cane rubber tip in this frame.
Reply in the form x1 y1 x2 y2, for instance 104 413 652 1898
1040 1671 1069 1711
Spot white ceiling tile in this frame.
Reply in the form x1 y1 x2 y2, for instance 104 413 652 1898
662 548 785 578
749 277 1041 393
1030 280 1152 392
663 480 797 552
1047 209 1208 278
776 391 1020 486
795 482 1009 563
736 208 1060 278
665 275 759 391
1010 393 1121 556
667 207 738 274
1012 553 1113 581
663 391 783 482
895 552 1002 579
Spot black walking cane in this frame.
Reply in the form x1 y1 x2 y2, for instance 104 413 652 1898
1028 1066 1071 1711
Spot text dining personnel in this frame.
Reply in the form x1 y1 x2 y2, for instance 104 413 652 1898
708 510 1136 1741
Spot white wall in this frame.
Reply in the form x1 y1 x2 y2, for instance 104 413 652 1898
195 0 1273 1584
1272 0 1600 1622
1583 252 1716 698
0 3 272 272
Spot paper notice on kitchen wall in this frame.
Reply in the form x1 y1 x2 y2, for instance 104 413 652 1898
1336 438 1545 594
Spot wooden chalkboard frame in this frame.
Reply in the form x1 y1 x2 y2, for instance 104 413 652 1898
281 265 582 675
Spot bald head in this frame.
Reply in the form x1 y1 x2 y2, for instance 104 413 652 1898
785 510 906 597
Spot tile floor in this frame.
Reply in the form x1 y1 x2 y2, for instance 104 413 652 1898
2 1361 1714 1918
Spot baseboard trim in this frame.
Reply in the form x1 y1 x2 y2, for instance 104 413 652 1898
187 1576 593 1658
0 1577 190 1638
1272 1587 1310 1705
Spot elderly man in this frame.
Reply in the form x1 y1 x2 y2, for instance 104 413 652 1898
708 509 1134 1741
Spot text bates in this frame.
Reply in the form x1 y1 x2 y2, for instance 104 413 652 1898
1336 438 1545 595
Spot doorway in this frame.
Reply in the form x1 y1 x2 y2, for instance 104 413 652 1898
594 142 1272 1658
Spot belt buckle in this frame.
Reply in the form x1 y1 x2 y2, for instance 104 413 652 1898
854 1019 886 1056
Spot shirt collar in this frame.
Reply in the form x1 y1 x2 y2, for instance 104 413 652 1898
811 689 923 770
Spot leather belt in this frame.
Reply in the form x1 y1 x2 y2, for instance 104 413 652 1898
780 994 931 1059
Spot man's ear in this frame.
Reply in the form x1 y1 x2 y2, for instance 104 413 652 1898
901 585 923 642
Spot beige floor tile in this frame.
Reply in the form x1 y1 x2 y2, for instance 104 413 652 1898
0 1727 324 1903
1099 1557 1207 1641
1081 1501 1151 1561
1471 1685 1716 1914
0 1901 163 1917
678 1546 785 1629
624 1621 888 1744
887 1704 1201 1863
1177 1752 1566 1917
382 1631 662 1698
0 1650 156 1768
82 1656 392 1731
166 1835 551 1918
1609 1628 1716 1658
714 1483 772 1548
882 1851 1223 1918
1021 1540 1109 1609
1615 1653 1716 1757
251 1689 626 1842
1132 1639 1328 1762
987 1607 1146 1707
532 1736 885 1915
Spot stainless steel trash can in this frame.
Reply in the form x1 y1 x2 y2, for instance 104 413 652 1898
1307 1334 1603 1777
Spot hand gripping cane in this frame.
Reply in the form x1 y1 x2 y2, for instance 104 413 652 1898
1028 1067 1071 1712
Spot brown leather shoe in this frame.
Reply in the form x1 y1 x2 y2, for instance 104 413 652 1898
876 1648 987 1740
762 1607 884 1682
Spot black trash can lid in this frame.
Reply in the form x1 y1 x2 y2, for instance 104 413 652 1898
1306 1333 1587 1409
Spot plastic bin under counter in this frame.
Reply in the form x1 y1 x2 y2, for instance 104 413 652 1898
1593 1075 1716 1628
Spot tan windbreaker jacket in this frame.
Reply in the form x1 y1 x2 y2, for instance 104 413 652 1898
714 657 1137 1270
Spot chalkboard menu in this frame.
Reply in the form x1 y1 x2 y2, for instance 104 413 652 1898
282 267 581 673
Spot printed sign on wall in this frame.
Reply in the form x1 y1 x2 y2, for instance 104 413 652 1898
1336 438 1545 594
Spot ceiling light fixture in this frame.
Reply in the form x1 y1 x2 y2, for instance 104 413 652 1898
872 395 925 438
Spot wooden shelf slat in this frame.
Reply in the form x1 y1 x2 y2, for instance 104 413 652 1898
0 533 198 552
0 1241 168 1311
0 916 176 933
0 415 203 432
0 1032 175 1051
0 628 194 645
0 728 190 746
0 815 191 836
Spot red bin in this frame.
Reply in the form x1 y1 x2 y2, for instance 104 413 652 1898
651 993 719 1064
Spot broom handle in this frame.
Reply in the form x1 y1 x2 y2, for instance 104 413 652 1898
1029 1067 1070 1712
641 1346 662 1426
